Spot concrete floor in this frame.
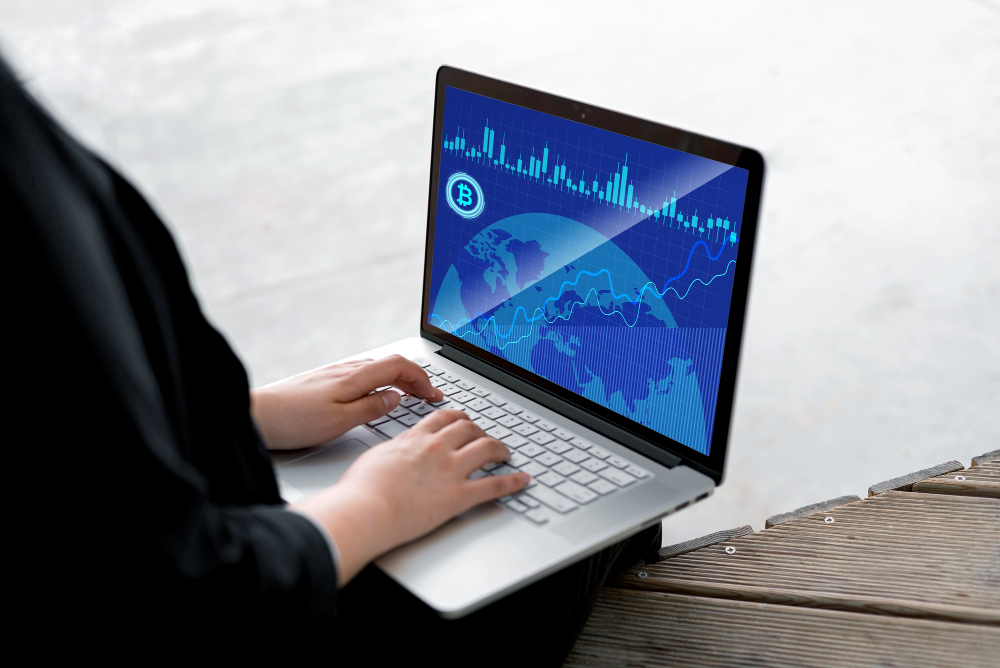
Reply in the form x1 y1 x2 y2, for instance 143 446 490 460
3 0 998 546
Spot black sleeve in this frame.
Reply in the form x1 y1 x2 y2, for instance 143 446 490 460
2 57 338 619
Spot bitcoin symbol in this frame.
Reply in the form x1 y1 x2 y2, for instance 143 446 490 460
445 173 484 219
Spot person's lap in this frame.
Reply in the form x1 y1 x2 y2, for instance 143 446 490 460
332 523 662 666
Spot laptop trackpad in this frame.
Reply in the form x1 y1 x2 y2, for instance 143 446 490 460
276 438 369 503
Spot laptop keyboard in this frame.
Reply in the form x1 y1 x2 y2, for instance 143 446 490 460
364 357 653 526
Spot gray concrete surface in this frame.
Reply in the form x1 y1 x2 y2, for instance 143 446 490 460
3 0 998 546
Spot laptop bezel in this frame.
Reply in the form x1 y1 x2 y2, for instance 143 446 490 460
419 65 764 485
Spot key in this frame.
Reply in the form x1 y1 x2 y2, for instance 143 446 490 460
467 398 492 411
496 414 522 427
410 402 436 416
501 434 528 448
552 461 580 476
545 440 572 455
570 470 598 485
399 395 423 407
535 419 557 432
520 461 548 477
625 465 650 479
397 414 421 427
587 446 611 460
519 443 546 457
468 469 489 480
508 452 531 468
375 421 409 438
491 464 518 477
487 394 506 406
482 461 500 471
426 365 445 375
388 407 411 419
570 436 593 450
529 432 555 446
517 494 540 509
525 509 548 524
486 426 512 439
428 376 447 387
441 372 461 383
563 448 589 463
535 452 563 467
506 500 528 513
439 384 460 396
580 458 608 473
588 479 617 495
412 357 432 368
519 412 540 423
598 467 637 487
537 471 566 487
480 406 505 419
526 485 578 513
470 387 490 397
606 455 630 469
452 392 475 403
552 428 575 441
513 424 538 436
438 400 463 411
474 417 497 430
457 380 476 391
555 481 598 504
460 408 481 420
367 415 390 426
502 403 524 415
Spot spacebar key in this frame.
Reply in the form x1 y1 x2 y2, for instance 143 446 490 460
525 485 579 513
374 421 409 439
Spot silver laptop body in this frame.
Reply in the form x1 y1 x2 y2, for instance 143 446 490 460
274 67 765 618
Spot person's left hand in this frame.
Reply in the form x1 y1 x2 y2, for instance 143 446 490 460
250 355 444 450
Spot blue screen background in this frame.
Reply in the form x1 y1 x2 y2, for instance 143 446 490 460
429 87 748 455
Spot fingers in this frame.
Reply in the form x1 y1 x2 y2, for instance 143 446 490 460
340 389 402 426
411 408 469 434
454 437 509 474
342 355 443 402
433 417 487 450
466 471 531 505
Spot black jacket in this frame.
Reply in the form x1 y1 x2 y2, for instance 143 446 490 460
3 57 337 620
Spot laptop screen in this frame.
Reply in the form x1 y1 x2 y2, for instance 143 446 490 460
428 86 749 457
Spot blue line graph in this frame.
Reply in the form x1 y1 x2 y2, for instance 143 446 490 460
431 238 734 348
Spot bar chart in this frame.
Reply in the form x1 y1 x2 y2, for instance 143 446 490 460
443 122 739 245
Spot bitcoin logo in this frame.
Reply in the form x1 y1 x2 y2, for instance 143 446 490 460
445 172 484 219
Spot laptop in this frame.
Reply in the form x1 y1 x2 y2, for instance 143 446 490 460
273 66 765 618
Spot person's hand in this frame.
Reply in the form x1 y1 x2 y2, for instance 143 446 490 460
293 409 530 585
250 355 444 450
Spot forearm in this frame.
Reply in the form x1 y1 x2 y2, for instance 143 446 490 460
292 483 395 586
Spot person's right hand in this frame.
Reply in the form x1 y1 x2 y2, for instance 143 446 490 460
292 409 530 585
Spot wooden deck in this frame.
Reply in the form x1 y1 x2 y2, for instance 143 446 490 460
565 449 1000 667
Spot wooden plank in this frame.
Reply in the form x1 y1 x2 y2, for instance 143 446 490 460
565 589 1000 668
868 460 964 496
910 460 998 498
658 525 753 560
765 495 859 528
972 449 999 467
610 492 1000 625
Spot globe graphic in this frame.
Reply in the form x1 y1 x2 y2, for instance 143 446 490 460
430 213 712 453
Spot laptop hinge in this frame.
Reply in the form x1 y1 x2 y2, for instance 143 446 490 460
437 343 683 470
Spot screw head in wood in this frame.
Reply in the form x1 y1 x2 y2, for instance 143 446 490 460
725 546 736 554
637 570 648 579
824 516 835 524
955 475 966 481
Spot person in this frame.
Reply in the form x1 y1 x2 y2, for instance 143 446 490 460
5 54 658 659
